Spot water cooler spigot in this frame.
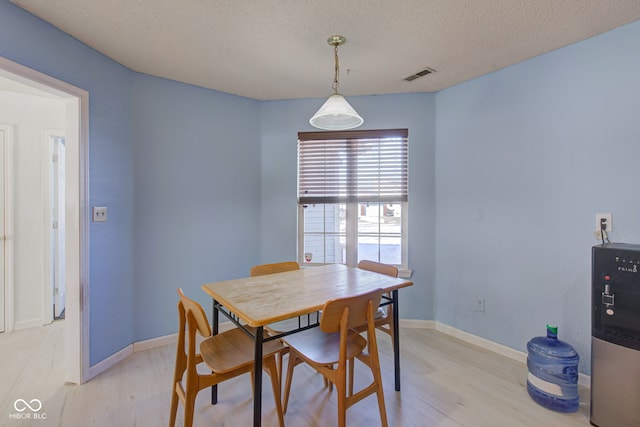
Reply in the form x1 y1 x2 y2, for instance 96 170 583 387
602 284 615 310
602 284 615 316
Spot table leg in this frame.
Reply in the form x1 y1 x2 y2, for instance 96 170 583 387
392 289 401 391
253 326 264 427
211 299 219 405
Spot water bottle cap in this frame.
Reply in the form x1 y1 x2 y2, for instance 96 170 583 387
546 325 558 335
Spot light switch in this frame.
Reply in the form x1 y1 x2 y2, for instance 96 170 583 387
92 206 108 222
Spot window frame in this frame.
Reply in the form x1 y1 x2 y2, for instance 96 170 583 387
296 129 408 269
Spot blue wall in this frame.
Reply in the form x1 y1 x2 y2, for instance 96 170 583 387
2 0 639 375
0 1 263 364
435 21 640 374
131 74 261 341
0 1 136 365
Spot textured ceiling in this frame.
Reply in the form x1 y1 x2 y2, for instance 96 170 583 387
9 0 640 100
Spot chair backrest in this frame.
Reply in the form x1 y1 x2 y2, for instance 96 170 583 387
177 288 212 338
250 261 300 277
320 288 383 333
357 260 398 278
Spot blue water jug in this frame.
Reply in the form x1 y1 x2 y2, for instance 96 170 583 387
526 325 580 412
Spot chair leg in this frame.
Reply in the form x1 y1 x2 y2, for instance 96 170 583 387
374 371 388 427
282 349 298 413
170 351 186 427
348 358 355 397
369 347 388 427
169 384 179 427
264 356 285 427
183 389 196 427
335 373 347 427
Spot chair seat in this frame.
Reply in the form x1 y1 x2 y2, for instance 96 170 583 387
283 327 366 366
200 328 284 374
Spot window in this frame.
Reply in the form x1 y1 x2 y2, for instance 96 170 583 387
297 129 408 268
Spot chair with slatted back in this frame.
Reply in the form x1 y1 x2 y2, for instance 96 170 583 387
250 261 303 383
353 260 398 343
282 288 388 427
169 288 285 427
250 261 300 277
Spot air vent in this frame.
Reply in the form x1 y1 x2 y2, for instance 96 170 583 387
404 67 436 82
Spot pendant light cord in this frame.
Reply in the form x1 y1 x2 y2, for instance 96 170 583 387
332 43 340 94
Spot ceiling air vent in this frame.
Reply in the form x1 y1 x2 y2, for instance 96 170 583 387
404 67 436 82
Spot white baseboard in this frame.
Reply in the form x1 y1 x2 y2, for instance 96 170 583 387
132 333 177 353
435 322 528 364
89 318 592 389
88 344 133 379
398 319 435 329
89 321 238 378
432 322 591 389
14 318 47 331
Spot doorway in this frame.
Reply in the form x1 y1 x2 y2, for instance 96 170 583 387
0 56 89 384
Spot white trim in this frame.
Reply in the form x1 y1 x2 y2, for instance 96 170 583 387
0 123 14 333
92 317 594 390
0 56 90 385
132 321 237 353
92 322 237 377
398 319 434 329
435 322 528 363
14 318 44 330
433 321 591 389
133 333 178 353
398 320 591 389
398 269 412 279
88 345 133 379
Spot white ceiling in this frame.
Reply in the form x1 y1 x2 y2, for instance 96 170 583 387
9 0 640 100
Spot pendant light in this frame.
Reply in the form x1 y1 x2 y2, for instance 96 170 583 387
309 35 363 130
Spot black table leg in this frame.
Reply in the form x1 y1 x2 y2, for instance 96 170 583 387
392 289 401 391
253 326 264 427
211 299 219 404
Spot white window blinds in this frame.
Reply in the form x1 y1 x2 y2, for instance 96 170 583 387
298 129 408 204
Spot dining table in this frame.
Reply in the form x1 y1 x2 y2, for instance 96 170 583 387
201 263 413 427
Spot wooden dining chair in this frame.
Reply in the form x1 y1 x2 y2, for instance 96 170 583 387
250 261 304 384
282 288 388 427
250 261 300 277
353 260 399 343
169 288 285 427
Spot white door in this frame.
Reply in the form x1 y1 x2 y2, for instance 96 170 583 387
0 128 5 332
52 137 65 318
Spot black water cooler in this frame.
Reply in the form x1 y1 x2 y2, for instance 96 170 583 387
591 243 640 427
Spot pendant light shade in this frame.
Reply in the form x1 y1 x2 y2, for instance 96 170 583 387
309 93 363 130
310 35 363 130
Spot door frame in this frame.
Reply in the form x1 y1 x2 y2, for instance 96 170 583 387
0 123 14 333
0 56 90 384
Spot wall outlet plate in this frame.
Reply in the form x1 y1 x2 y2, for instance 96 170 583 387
595 213 612 232
92 206 108 222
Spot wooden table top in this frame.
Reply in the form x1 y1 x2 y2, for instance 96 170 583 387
202 264 413 327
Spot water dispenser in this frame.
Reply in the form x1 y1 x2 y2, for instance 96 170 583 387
591 243 640 427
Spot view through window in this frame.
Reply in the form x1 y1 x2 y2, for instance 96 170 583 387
297 129 408 267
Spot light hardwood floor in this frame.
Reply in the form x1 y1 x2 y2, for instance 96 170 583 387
0 320 592 427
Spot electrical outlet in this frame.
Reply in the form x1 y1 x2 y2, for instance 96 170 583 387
595 213 612 232
92 206 108 222
474 297 485 313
